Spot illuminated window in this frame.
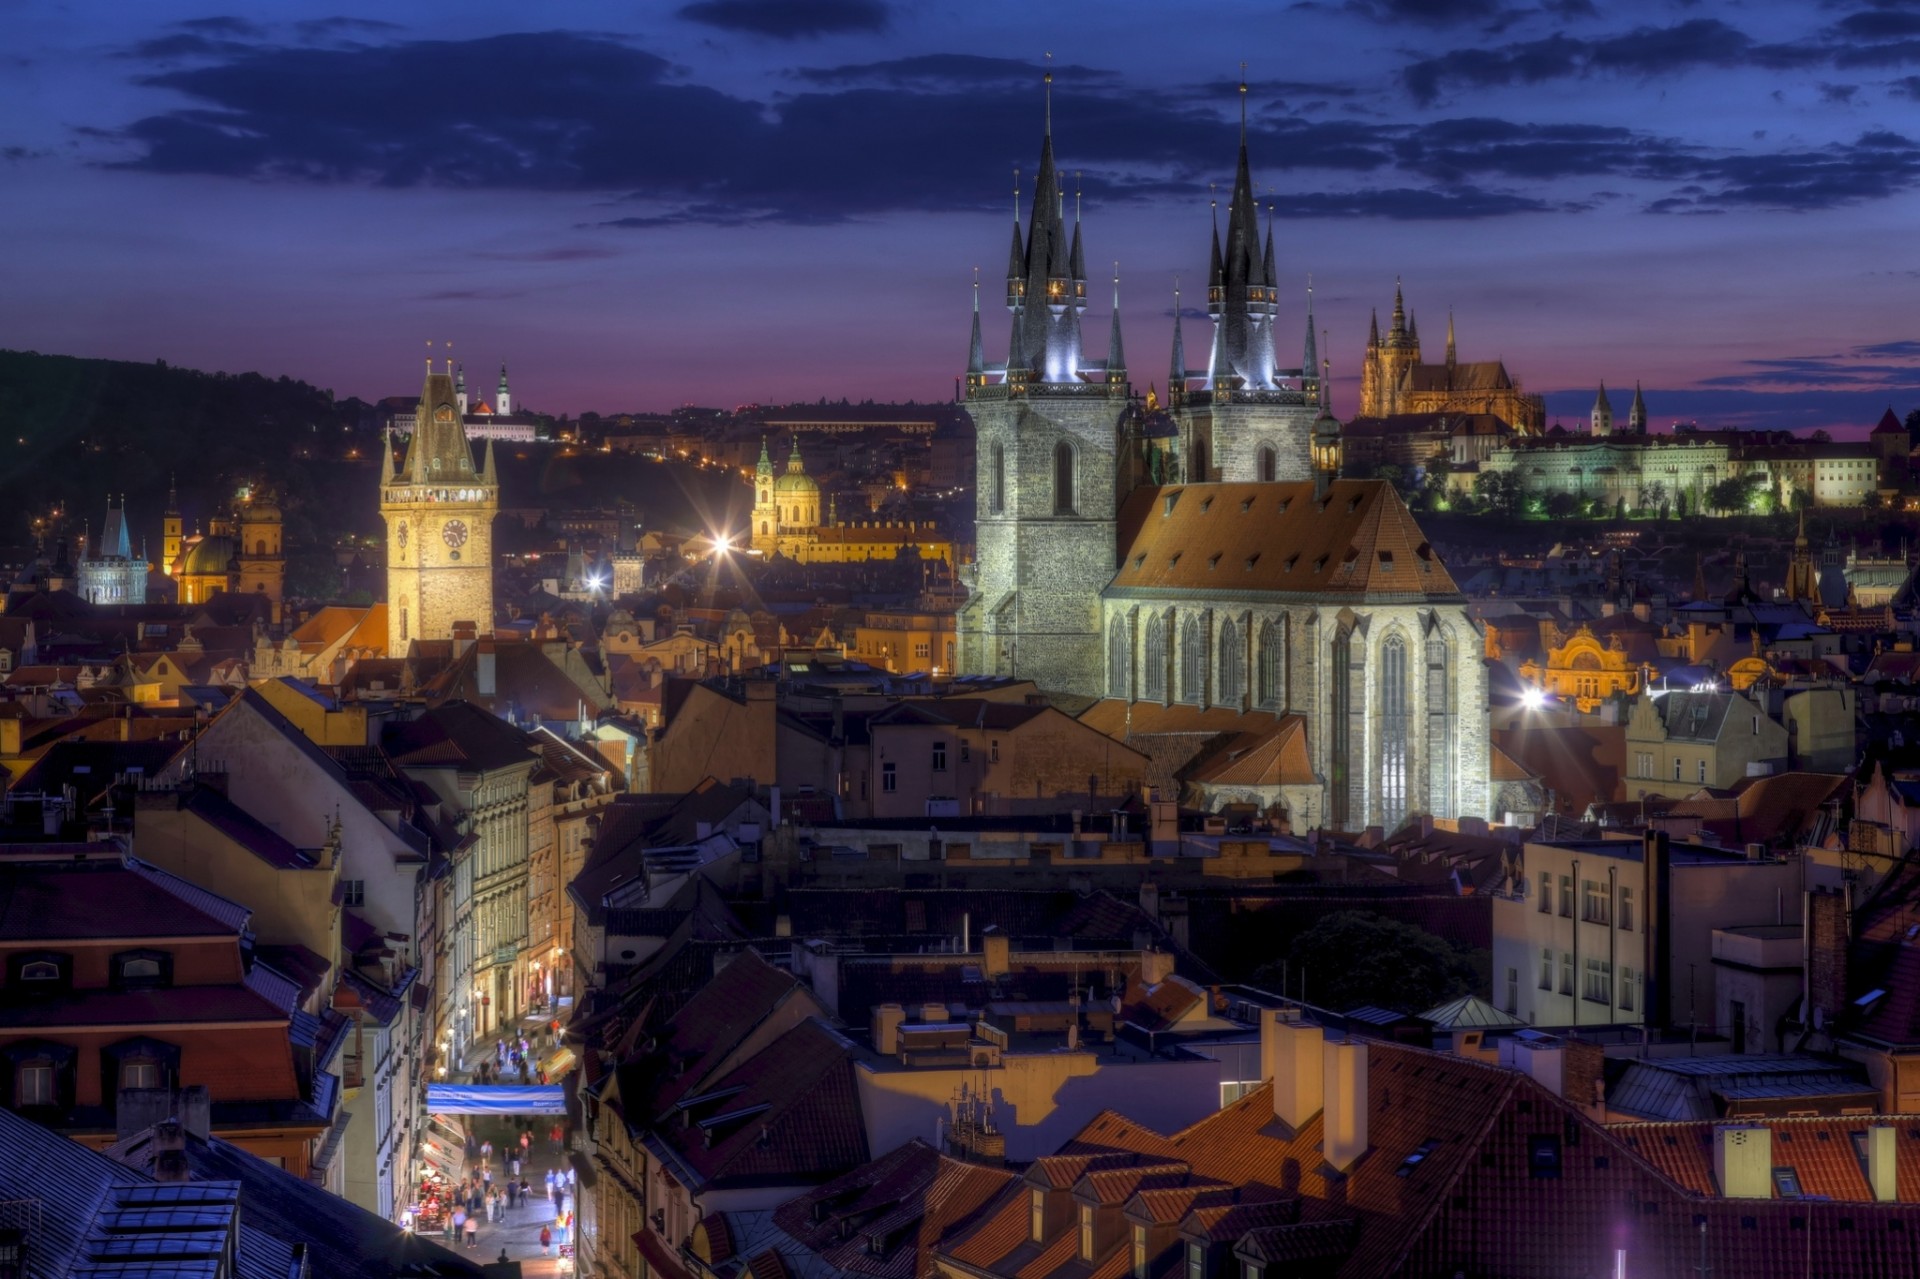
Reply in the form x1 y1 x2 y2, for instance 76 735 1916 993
1030 1189 1045 1242
1079 1205 1094 1261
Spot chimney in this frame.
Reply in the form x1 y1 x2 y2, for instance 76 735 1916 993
476 648 497 698
1806 887 1850 1034
1644 830 1671 1029
1512 1036 1565 1097
1261 1010 1324 1131
1322 1037 1369 1173
1139 951 1175 986
982 931 1011 979
1867 1124 1898 1202
873 1003 905 1055
1138 881 1160 919
1563 1037 1606 1112
919 1001 949 1023
180 1085 209 1140
1713 1124 1772 1198
152 1118 191 1184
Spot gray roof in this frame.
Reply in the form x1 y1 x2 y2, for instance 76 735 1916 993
1420 994 1526 1030
1608 1053 1872 1121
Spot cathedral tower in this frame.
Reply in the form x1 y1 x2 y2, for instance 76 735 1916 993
382 359 498 655
1591 382 1614 435
1176 88 1317 483
957 75 1128 695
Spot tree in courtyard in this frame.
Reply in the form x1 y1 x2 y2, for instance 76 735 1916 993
1707 477 1749 515
1250 911 1483 1014
1544 491 1580 520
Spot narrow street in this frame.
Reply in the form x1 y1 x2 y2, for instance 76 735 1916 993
431 1114 579 1275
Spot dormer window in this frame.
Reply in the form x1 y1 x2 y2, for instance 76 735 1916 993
9 952 69 992
20 962 57 982
1187 1240 1205 1279
1132 1224 1148 1279
111 949 172 991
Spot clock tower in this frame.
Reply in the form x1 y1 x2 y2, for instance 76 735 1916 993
382 359 499 655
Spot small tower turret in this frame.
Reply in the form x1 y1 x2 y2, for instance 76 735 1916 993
1301 281 1319 404
1105 264 1127 388
455 362 468 416
1169 284 1187 399
1312 405 1342 500
162 474 182 577
496 364 512 416
967 271 986 390
1591 381 1615 436
1445 311 1457 368
1628 381 1647 434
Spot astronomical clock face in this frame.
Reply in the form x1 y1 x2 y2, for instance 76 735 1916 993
397 521 409 551
442 519 469 549
434 405 455 424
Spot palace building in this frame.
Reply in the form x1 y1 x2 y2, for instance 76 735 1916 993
1358 287 1545 433
956 84 1491 828
381 360 499 655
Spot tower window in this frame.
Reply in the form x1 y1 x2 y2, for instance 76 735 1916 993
990 444 1006 515
1380 635 1410 829
1258 446 1277 483
1053 442 1076 516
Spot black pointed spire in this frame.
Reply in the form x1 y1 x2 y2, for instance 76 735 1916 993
1390 280 1406 342
968 270 985 380
1368 308 1379 347
1302 280 1319 394
1170 283 1187 390
1445 310 1457 367
1106 264 1126 383
1203 81 1278 390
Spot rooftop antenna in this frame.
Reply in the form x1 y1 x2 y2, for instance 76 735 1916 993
1013 166 1021 220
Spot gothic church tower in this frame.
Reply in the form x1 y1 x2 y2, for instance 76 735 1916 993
956 76 1129 696
383 360 498 655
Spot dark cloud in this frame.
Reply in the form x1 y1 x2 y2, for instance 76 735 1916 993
1344 0 1504 24
1834 8 1920 38
1694 339 1920 388
1403 18 1816 104
121 33 262 60
1821 81 1862 100
293 17 406 42
102 29 1920 226
1267 186 1561 219
471 245 621 262
677 0 888 39
174 16 267 37
419 288 526 301
1894 73 1920 95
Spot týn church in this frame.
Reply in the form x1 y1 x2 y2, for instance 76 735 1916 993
955 83 1491 831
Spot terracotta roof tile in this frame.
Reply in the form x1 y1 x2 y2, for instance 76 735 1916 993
1109 482 1459 600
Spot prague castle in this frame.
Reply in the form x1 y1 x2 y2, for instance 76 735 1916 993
956 82 1491 828
1358 286 1545 433
382 360 499 654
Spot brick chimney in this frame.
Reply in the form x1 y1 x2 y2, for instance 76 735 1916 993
1563 1037 1606 1112
152 1118 191 1184
1806 887 1850 1034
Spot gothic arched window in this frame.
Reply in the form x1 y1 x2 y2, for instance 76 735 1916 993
1179 615 1204 704
1380 634 1411 831
1258 446 1277 483
990 444 1006 515
1427 632 1454 820
1107 616 1129 699
1218 621 1245 706
1053 441 1076 515
1330 629 1354 830
1143 616 1166 701
1257 619 1285 708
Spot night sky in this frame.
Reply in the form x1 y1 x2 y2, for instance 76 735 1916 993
6 0 1920 431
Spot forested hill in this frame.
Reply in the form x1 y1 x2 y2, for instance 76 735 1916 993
0 348 374 554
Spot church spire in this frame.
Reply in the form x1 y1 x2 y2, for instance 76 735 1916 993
1368 308 1379 348
1203 77 1278 390
1013 66 1083 382
165 473 178 517
1629 380 1648 434
1389 280 1406 342
1169 283 1187 391
967 269 985 381
1105 263 1126 384
1302 280 1319 397
1445 311 1456 367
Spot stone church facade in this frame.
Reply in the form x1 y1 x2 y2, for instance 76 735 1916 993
958 90 1491 828
382 362 498 655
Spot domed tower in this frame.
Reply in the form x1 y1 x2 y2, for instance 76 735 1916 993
236 492 285 620
772 439 821 540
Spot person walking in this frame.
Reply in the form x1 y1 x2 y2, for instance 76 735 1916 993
465 1212 479 1250
540 1225 553 1257
481 1139 493 1165
506 1177 517 1209
520 1130 531 1158
451 1206 466 1242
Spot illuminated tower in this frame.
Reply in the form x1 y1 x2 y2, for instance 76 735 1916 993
1591 382 1614 436
382 358 498 655
161 475 182 577
751 438 777 554
235 493 286 621
496 364 512 417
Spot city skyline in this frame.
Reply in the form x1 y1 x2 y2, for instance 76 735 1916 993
5 1 1920 429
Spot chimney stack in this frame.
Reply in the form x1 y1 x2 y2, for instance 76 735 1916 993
1867 1124 1898 1202
873 1003 905 1056
1262 1010 1324 1132
1714 1124 1772 1198
1322 1037 1369 1173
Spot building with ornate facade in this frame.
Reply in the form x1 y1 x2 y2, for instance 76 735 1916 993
382 361 499 655
748 438 954 566
1358 289 1545 432
77 498 147 605
167 488 285 617
957 91 1491 828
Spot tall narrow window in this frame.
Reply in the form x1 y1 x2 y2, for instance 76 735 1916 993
1107 616 1129 699
1053 441 1076 515
1380 635 1410 830
1179 615 1204 704
1143 617 1166 701
1218 622 1245 706
1257 619 1285 708
1257 446 1277 482
1426 634 1453 819
990 443 1006 514
1330 630 1352 830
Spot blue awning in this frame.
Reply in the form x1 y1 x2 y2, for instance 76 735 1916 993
426 1084 566 1115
